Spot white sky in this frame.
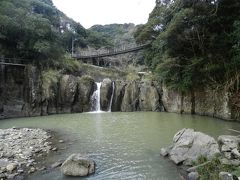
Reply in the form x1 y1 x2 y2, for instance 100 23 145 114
52 0 156 29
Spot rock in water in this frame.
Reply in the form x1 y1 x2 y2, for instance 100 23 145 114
51 161 62 169
61 154 95 177
160 147 169 157
162 128 220 165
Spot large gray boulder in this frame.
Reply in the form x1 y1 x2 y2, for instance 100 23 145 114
61 154 95 177
161 128 220 165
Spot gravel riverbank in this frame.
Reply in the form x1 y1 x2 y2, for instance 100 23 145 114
0 128 55 179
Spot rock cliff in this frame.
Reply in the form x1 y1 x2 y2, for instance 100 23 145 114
0 65 239 121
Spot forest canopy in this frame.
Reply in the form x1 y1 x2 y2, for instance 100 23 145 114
134 0 240 92
0 0 110 64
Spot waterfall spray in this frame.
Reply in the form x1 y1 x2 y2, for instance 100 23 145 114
90 82 102 112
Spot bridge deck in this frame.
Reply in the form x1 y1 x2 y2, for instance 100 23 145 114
0 42 151 67
73 43 150 59
0 62 26 67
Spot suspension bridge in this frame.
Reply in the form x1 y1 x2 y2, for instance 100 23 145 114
0 57 28 67
0 42 151 67
72 43 151 59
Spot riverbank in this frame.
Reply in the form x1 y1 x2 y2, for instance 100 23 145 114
0 128 61 179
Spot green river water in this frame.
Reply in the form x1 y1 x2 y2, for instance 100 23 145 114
1 112 240 180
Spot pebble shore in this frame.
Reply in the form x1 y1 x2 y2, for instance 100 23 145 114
0 128 54 179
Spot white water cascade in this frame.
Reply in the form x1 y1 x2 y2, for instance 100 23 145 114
90 82 102 112
108 81 115 112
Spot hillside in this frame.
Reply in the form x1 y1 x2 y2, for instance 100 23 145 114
0 0 110 64
88 23 146 69
90 23 137 47
134 0 240 118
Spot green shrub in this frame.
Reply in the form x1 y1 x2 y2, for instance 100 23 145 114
232 167 240 177
193 156 236 180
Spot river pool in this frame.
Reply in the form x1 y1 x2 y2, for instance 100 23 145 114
1 112 240 180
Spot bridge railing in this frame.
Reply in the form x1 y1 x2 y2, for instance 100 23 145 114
0 56 31 67
73 43 150 59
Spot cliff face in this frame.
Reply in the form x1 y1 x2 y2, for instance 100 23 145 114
0 66 94 118
0 65 239 121
0 65 162 119
162 86 234 120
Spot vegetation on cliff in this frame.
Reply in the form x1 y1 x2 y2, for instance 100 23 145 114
0 0 110 65
135 0 240 94
89 23 146 69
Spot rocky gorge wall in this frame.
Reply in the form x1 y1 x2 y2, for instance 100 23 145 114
0 65 162 119
162 86 239 121
0 65 239 121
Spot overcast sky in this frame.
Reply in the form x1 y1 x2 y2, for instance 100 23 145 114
52 0 156 29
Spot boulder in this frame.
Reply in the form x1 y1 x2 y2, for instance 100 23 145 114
219 172 234 180
232 148 240 159
160 148 169 157
61 154 95 177
218 135 240 160
162 128 220 165
188 172 199 180
220 158 240 166
51 161 62 169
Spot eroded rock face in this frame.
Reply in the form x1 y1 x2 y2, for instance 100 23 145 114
139 81 161 111
61 154 95 177
72 76 95 112
161 85 232 120
19 66 41 117
58 75 78 113
1 64 236 121
100 78 113 111
121 81 140 112
113 80 162 112
111 81 126 112
161 128 220 165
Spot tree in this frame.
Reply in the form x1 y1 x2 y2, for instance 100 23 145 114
135 0 240 93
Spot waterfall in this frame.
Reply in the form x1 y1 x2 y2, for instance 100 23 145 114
90 82 102 112
108 81 115 112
